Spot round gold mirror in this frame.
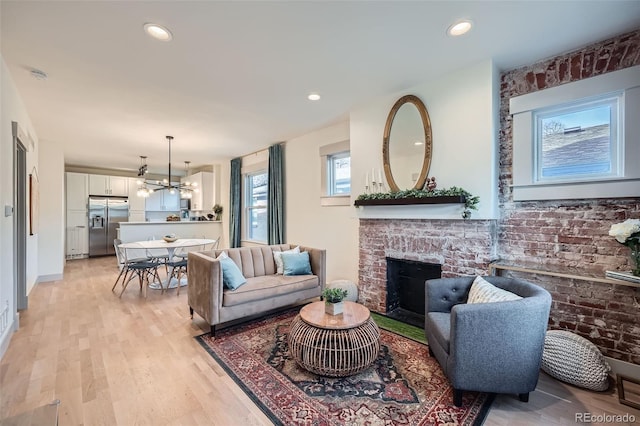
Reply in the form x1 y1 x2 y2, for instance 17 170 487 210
382 95 432 192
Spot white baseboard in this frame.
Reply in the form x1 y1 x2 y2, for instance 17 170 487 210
606 357 640 381
37 273 63 284
0 313 17 361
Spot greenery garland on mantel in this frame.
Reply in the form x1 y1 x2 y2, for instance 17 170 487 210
355 187 480 219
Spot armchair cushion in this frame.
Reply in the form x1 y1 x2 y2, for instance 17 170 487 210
467 276 522 304
426 312 451 353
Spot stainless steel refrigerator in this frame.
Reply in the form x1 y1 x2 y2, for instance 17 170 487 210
89 197 129 256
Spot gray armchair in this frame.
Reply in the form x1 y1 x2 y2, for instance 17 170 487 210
425 276 552 407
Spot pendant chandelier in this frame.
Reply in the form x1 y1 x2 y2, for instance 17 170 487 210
136 135 198 198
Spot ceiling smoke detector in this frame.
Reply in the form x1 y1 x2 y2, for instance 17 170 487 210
30 69 48 80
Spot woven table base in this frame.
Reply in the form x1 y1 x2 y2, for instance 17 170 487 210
288 314 380 377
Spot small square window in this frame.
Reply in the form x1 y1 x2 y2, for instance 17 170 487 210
534 95 620 183
510 65 640 201
328 152 351 196
319 140 351 206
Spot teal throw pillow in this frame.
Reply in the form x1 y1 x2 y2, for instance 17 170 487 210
281 251 312 276
219 256 247 290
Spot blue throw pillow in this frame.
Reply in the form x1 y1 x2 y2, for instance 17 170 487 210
281 251 312 276
219 256 247 290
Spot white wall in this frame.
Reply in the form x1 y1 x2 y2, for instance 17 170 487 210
350 59 499 220
1 56 39 358
285 121 358 283
38 139 65 281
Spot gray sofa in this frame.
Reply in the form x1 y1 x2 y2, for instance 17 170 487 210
188 244 326 335
425 276 552 406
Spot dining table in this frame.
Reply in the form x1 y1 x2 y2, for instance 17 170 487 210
118 238 217 289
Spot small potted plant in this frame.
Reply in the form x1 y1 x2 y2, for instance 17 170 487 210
322 287 348 315
213 204 223 221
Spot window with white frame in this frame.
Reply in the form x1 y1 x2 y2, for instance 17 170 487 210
328 152 351 195
534 94 620 183
244 171 268 243
320 140 350 206
510 65 640 201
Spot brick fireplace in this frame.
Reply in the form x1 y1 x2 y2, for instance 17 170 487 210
358 218 497 315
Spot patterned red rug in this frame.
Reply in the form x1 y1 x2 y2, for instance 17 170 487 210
196 309 493 425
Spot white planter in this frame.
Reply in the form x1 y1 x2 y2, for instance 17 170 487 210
325 301 344 315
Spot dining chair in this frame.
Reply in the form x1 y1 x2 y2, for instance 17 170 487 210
206 236 221 251
167 239 208 296
119 242 164 297
145 236 170 275
112 239 148 292
112 238 127 291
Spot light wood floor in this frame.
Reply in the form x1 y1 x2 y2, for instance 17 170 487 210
1 257 639 425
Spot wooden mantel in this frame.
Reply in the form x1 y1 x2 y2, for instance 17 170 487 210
354 195 466 207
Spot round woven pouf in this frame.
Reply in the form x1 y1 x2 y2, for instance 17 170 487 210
326 280 358 302
288 302 380 377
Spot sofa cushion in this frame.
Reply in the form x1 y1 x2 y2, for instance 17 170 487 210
222 274 319 307
426 312 451 353
273 246 300 274
217 253 247 290
467 276 522 304
282 252 312 276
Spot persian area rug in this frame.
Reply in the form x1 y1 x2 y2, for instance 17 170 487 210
196 309 493 426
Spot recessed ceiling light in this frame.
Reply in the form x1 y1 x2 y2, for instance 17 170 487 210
447 20 473 37
144 23 173 42
307 93 321 101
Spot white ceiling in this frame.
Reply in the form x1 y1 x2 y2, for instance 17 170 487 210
2 1 639 175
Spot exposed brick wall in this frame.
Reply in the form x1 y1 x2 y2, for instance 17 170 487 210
499 30 640 364
358 219 496 314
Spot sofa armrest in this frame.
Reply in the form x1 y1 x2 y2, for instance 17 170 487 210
187 251 223 325
298 245 326 290
425 277 474 313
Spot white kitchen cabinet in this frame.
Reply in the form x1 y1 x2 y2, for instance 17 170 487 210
89 174 129 196
145 188 180 212
109 176 128 196
128 178 146 221
182 171 213 211
127 178 146 210
66 210 88 259
66 172 89 259
66 172 88 210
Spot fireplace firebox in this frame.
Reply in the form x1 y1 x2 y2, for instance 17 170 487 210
386 258 441 328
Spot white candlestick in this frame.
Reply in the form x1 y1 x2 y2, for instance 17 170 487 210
365 172 369 187
372 168 376 183
378 169 383 183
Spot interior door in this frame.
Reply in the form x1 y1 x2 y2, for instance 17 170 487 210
13 122 27 311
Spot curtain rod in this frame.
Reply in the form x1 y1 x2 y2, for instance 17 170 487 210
238 142 285 160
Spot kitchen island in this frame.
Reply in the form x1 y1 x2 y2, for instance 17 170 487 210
118 221 223 245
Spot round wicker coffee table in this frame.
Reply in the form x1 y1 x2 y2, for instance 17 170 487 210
288 301 380 377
